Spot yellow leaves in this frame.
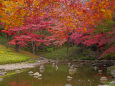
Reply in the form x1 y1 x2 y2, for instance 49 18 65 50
0 0 27 30
101 9 106 13
17 0 24 6
67 23 72 26
75 19 78 22
103 10 112 20
77 12 82 15
39 12 45 16
101 8 112 20
20 9 26 16
51 12 56 15
32 0 40 7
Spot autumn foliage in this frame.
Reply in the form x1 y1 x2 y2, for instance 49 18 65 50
0 0 115 58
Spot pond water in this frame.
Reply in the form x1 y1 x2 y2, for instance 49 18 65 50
0 64 113 86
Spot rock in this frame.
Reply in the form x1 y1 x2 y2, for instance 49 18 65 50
100 77 108 84
33 75 39 78
67 76 72 81
65 83 72 86
34 75 42 79
69 68 75 75
28 71 33 74
33 72 42 77
33 72 39 76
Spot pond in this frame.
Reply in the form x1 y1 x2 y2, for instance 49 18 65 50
0 63 114 86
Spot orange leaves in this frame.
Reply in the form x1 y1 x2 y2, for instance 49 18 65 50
5 25 8 30
16 0 25 6
0 0 43 30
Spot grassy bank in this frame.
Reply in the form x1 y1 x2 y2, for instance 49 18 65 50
0 44 35 64
41 46 96 60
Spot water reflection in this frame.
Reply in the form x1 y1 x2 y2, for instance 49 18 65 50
68 63 71 67
56 65 58 71
9 80 32 86
52 63 55 67
94 66 98 71
68 64 77 75
0 64 113 86
0 78 3 82
28 71 33 76
39 65 45 73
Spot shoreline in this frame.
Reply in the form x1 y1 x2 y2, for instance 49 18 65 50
0 59 115 71
0 58 48 71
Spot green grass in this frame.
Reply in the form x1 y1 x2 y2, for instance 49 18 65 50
0 44 34 64
42 47 71 60
42 46 95 60
110 65 115 70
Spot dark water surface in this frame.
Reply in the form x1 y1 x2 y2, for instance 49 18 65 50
0 64 112 86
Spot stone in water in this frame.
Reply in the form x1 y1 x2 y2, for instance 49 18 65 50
67 76 72 81
100 77 108 84
28 71 33 74
65 84 72 86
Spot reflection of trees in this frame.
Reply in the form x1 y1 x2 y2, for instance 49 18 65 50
9 80 32 86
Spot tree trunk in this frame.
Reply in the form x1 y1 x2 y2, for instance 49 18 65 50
16 41 19 52
70 42 74 56
66 39 70 57
32 41 36 55
6 34 9 48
